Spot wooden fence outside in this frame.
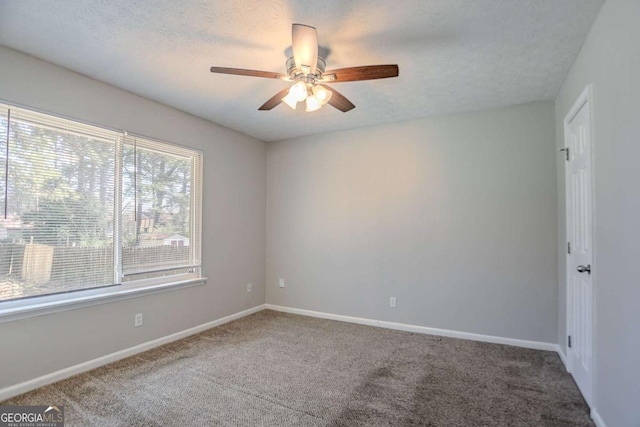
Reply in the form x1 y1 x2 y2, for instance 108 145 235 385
0 243 189 287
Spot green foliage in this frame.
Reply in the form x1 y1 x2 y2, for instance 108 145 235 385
21 195 110 247
122 145 191 241
3 119 114 247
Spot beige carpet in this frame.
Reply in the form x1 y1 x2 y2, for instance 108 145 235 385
4 310 594 426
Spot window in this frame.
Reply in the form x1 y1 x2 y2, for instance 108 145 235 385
0 104 202 305
121 135 201 282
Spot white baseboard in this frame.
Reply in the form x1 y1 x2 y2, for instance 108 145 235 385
591 408 607 427
0 304 266 402
556 346 568 368
264 304 558 352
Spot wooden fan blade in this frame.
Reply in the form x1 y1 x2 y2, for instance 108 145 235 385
320 84 355 112
210 67 288 80
292 24 318 74
323 65 399 82
258 88 290 110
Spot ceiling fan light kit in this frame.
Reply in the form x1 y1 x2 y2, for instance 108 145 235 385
281 81 307 109
281 79 333 112
313 85 332 104
210 24 399 113
305 94 321 112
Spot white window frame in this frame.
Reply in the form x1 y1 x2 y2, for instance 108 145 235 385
0 102 205 323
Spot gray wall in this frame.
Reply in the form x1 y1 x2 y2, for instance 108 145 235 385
0 46 266 389
267 101 558 343
555 1 640 426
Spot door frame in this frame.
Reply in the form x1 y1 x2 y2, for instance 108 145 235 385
563 84 596 407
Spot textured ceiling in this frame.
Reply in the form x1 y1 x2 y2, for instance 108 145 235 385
0 0 603 142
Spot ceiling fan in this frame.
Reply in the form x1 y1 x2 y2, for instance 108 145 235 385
210 24 399 113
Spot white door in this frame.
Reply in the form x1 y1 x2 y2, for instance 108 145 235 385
564 86 594 407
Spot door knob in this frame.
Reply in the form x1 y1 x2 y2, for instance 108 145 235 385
576 265 591 274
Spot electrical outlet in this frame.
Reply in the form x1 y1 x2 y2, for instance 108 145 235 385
247 283 253 293
134 313 143 327
279 278 285 288
389 297 397 308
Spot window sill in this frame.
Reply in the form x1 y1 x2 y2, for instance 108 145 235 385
0 277 207 324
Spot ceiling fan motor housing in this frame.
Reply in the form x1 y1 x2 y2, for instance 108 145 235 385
286 56 328 83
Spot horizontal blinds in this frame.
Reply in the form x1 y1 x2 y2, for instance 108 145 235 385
1 105 118 300
121 135 201 278
125 134 201 159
